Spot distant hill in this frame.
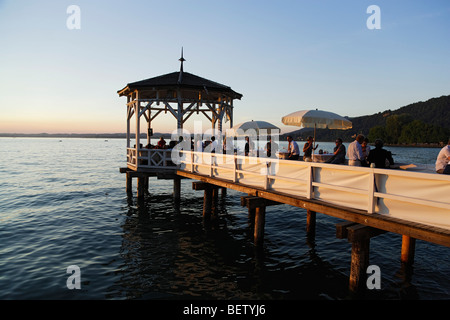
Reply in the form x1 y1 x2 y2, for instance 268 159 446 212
282 95 450 144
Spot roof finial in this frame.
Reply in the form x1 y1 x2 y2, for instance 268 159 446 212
178 47 186 84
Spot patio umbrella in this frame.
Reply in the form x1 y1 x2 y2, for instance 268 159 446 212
281 109 352 149
228 120 280 137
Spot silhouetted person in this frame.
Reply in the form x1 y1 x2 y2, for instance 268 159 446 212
328 138 346 164
265 136 278 158
367 139 394 168
157 137 166 149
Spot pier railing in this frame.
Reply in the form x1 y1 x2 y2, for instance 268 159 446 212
127 148 176 170
178 151 450 231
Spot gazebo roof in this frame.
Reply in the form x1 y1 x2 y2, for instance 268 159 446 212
117 71 243 100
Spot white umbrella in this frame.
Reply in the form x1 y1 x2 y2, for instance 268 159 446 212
281 109 352 150
282 109 352 130
228 120 280 137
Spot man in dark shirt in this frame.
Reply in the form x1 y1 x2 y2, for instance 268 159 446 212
328 138 346 164
367 139 394 168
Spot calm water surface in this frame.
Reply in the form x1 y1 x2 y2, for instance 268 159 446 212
0 138 448 300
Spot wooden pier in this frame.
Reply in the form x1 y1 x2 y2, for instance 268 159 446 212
121 160 450 293
117 54 450 294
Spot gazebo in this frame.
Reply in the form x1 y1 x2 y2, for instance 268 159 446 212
117 50 243 172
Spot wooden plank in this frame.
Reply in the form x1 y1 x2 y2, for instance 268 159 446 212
240 196 282 210
336 221 358 239
240 195 258 207
178 170 260 195
347 224 387 242
193 181 219 190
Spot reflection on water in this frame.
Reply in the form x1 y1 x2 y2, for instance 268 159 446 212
109 186 425 300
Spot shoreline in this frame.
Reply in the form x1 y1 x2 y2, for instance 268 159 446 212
0 133 445 148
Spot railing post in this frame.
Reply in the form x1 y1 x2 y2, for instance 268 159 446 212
368 171 375 213
233 155 238 183
264 162 269 190
210 153 214 177
306 164 313 199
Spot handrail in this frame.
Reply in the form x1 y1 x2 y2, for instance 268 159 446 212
127 148 177 169
178 150 450 230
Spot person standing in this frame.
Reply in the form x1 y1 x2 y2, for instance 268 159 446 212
361 137 371 162
265 136 278 158
245 136 255 156
435 138 450 174
367 139 394 168
347 134 365 166
287 135 300 160
210 136 218 153
302 136 318 162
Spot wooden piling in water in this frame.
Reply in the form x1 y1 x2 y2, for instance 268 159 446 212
306 210 316 239
173 176 181 201
137 176 145 198
193 181 220 219
336 222 386 292
401 235 416 265
240 196 282 245
126 171 132 196
221 187 227 198
254 206 266 246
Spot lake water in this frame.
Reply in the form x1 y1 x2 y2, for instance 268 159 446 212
0 138 448 303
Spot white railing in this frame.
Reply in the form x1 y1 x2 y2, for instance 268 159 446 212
127 148 176 170
178 150 450 231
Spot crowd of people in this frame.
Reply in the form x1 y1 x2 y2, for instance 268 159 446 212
283 133 396 169
143 134 450 175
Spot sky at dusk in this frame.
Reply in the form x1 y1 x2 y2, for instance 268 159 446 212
1 0 449 134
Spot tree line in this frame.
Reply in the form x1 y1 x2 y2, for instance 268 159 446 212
367 113 449 145
282 95 450 145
